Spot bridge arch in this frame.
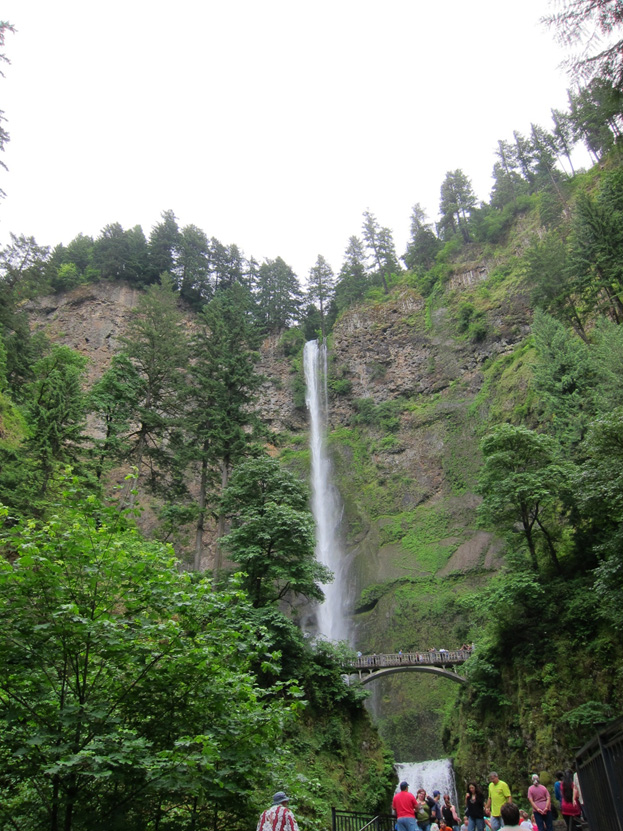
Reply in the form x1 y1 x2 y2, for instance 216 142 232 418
357 665 466 685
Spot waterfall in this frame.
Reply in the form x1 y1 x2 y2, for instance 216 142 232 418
394 759 458 807
303 339 349 643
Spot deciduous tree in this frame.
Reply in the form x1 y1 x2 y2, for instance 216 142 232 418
0 482 298 831
478 424 570 574
220 456 332 608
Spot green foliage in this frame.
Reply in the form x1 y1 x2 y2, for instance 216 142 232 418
328 376 352 396
378 503 462 574
221 456 331 607
531 309 597 447
352 398 402 433
255 257 303 334
0 482 299 831
478 423 572 573
118 274 188 501
279 326 305 357
456 301 488 342
22 346 89 498
561 701 614 729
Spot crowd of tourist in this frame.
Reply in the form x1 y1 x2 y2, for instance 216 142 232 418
392 770 585 831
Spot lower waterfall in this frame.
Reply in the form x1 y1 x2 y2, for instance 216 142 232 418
394 758 458 807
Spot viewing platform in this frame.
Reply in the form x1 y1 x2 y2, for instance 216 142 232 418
347 649 472 685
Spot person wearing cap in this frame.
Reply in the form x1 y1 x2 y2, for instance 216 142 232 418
257 791 300 831
431 791 443 824
393 781 418 831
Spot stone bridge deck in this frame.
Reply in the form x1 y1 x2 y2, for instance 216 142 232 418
347 649 472 685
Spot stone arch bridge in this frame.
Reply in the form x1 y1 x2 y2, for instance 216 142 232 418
347 649 471 685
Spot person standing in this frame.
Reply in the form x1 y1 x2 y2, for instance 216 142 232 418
442 792 460 831
527 775 553 831
553 773 563 807
257 791 300 831
560 771 582 831
393 781 418 831
485 772 511 831
465 782 486 831
416 788 433 831
431 791 444 824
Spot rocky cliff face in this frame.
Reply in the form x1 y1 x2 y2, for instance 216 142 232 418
26 273 529 760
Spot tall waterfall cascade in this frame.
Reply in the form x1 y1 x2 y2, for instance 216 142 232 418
394 759 458 806
303 340 350 643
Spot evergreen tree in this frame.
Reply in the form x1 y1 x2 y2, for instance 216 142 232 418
177 223 212 306
148 209 181 282
185 282 263 573
362 210 399 292
545 0 623 86
567 82 620 160
551 107 577 175
93 222 150 285
577 408 623 626
307 254 335 339
525 231 588 341
334 235 370 311
438 170 476 242
118 274 188 504
570 190 623 323
403 203 441 270
89 354 143 480
0 233 51 298
490 140 526 209
531 309 597 448
24 346 88 495
512 130 538 190
254 257 302 333
0 21 15 199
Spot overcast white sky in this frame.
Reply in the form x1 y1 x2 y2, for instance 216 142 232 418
1 0 578 279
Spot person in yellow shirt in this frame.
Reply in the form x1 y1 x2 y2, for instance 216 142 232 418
485 772 511 831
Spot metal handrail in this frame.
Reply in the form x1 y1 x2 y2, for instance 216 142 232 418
356 816 382 831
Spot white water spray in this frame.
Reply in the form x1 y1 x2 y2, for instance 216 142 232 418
394 759 458 806
303 339 349 643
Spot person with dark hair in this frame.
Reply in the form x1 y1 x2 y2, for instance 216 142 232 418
560 770 581 831
416 788 433 831
500 803 521 830
431 791 444 825
553 772 563 806
465 782 486 831
442 793 460 831
527 774 553 831
393 781 418 831
257 791 300 831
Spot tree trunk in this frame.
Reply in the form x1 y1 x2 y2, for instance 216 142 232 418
212 461 230 588
535 516 562 575
194 448 209 571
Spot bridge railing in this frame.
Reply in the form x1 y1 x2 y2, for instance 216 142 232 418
348 649 472 670
332 808 395 831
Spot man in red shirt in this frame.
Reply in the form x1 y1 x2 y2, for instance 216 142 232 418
393 781 418 831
